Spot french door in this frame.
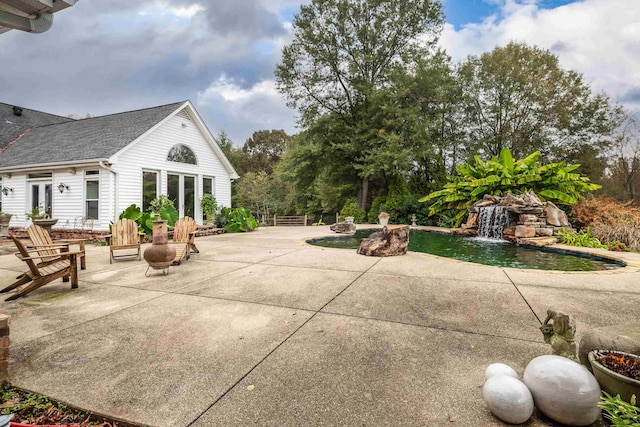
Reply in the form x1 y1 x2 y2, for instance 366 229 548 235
167 173 195 218
29 182 52 218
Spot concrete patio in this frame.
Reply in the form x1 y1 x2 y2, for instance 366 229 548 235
1 226 639 426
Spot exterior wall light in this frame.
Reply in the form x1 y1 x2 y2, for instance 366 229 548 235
1 187 13 196
58 183 69 193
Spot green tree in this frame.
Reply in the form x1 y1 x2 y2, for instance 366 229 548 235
234 171 271 221
456 42 622 164
215 131 244 173
275 0 444 209
242 130 291 174
605 112 640 201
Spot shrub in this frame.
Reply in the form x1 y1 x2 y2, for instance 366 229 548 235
222 207 259 232
420 148 601 227
339 198 366 223
572 196 640 251
367 195 386 223
200 194 218 223
557 227 605 249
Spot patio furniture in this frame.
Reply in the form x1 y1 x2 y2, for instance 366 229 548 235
27 223 86 270
1 235 80 301
170 216 198 265
106 218 144 264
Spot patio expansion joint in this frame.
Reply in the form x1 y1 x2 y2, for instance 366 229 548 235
169 292 319 314
502 269 542 325
184 256 384 427
318 309 543 344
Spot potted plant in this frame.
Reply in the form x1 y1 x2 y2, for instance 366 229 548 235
200 193 218 224
149 195 177 221
26 206 46 220
378 211 390 226
26 206 58 231
589 350 640 403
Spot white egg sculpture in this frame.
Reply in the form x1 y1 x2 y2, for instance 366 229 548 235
485 363 519 381
523 355 601 426
482 375 534 424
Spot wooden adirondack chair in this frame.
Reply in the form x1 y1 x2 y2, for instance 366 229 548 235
106 218 143 263
27 223 86 270
170 216 198 265
1 235 80 301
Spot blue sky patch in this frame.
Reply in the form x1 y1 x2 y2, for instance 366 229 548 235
444 0 578 29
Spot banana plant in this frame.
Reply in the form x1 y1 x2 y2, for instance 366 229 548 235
420 148 601 227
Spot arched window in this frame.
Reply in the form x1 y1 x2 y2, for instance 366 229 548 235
167 144 197 164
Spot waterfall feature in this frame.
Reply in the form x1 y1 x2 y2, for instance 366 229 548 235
477 206 510 239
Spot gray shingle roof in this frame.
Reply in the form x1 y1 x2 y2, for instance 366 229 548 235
0 101 185 169
0 102 73 150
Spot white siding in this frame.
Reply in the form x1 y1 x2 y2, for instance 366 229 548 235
0 173 26 227
112 108 233 224
50 169 84 229
0 167 113 230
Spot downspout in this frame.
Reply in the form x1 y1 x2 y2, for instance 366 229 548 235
99 161 117 223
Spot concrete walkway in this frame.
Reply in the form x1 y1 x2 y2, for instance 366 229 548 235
1 226 639 426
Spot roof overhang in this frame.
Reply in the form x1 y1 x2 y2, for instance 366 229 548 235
0 158 104 174
0 0 77 34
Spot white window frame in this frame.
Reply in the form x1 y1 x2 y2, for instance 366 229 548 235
203 176 215 196
84 170 100 220
142 169 160 211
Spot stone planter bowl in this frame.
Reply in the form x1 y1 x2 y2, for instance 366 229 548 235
588 350 640 403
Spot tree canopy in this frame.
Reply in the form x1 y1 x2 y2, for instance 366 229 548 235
276 0 445 210
456 42 623 164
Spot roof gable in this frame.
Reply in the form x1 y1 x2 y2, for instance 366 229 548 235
111 101 239 179
0 101 185 169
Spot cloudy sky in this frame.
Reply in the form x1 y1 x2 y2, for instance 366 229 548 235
1 0 639 145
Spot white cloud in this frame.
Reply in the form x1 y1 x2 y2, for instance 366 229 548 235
439 0 640 109
199 75 279 103
138 2 204 19
196 76 297 144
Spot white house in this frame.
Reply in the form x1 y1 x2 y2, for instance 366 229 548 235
0 100 239 231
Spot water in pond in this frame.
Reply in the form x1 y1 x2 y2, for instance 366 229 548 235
309 230 624 271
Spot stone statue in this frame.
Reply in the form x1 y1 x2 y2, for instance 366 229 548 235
540 310 577 360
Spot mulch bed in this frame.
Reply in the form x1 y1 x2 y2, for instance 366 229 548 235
1 384 136 427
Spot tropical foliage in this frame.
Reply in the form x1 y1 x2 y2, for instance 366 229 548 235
148 195 179 223
222 207 259 232
119 197 178 235
420 148 602 227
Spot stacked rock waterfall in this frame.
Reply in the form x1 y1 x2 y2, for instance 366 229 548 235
461 192 572 246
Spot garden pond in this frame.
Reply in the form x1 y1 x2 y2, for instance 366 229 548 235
308 229 624 271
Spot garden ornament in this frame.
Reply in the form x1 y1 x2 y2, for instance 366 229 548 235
540 309 577 360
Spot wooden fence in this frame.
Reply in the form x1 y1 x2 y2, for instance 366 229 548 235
273 215 308 226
